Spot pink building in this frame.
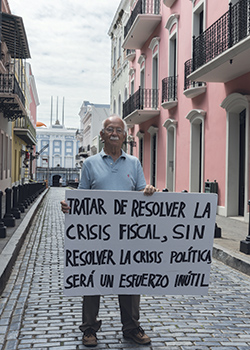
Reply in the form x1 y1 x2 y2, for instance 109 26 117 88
26 63 40 179
118 0 249 221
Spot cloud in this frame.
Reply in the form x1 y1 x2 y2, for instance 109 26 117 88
9 0 121 128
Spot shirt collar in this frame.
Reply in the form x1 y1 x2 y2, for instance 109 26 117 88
100 148 127 159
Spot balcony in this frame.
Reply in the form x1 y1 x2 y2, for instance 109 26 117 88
187 0 250 83
125 49 136 62
161 76 178 109
0 73 26 121
123 0 161 50
184 59 206 98
163 0 176 8
123 87 160 125
14 114 36 145
76 146 88 159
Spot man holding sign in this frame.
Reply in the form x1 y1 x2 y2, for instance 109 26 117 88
61 115 158 347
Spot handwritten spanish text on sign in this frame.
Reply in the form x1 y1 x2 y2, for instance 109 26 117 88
64 190 217 296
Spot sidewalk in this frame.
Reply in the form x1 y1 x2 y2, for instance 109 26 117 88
0 188 48 294
213 214 250 276
0 188 250 294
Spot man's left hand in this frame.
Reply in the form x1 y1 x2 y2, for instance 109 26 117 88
143 184 159 196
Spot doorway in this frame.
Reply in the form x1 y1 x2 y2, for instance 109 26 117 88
52 175 61 187
238 109 246 216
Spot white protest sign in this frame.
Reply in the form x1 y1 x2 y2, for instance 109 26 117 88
64 190 217 297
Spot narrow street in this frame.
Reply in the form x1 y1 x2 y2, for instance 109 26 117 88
1 187 250 350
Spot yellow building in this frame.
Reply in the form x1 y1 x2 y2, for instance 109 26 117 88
0 3 36 190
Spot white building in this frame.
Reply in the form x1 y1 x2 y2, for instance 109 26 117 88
77 101 110 159
36 116 79 187
108 0 130 117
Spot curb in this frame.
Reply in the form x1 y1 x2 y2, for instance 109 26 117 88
0 188 49 294
213 243 250 276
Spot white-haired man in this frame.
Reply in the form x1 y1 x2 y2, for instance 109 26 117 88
61 115 158 347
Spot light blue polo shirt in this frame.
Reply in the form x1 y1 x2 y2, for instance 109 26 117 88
78 149 146 191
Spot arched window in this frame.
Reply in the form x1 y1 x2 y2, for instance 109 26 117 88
138 54 146 89
186 109 206 193
163 119 177 192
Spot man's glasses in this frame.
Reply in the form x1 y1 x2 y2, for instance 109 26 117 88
105 127 124 134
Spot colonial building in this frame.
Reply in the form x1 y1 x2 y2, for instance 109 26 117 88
76 101 110 162
111 0 250 221
0 0 37 190
36 113 79 187
108 0 130 118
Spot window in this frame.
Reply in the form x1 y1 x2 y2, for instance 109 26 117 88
65 141 73 154
124 86 128 102
193 0 206 38
131 80 134 95
149 38 160 108
65 157 73 168
136 131 144 167
138 54 146 89
165 14 179 101
41 140 49 154
163 119 177 192
53 155 61 167
186 110 206 193
118 37 122 58
129 68 136 95
53 140 61 154
118 93 122 117
113 46 117 67
147 126 158 187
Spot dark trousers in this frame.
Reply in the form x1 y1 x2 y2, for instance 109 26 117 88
79 295 140 333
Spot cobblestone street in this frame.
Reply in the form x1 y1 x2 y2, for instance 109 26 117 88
1 187 250 350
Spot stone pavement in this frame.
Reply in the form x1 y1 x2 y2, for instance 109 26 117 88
0 187 250 350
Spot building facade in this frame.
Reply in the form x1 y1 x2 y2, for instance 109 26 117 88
111 0 250 221
0 0 38 191
108 0 130 118
76 101 110 162
36 117 79 187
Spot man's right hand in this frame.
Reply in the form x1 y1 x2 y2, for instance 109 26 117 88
60 200 70 213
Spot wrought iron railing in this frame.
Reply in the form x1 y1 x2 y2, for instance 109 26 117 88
184 59 206 90
124 0 160 39
162 76 177 103
14 114 36 141
192 0 250 72
126 49 136 57
123 87 159 119
0 73 25 106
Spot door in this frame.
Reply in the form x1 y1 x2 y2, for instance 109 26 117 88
238 109 246 216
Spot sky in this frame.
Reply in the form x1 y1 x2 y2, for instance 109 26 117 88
10 0 122 129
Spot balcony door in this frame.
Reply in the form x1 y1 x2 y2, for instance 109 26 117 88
152 54 158 109
221 93 249 219
148 126 158 187
190 121 203 193
186 110 205 193
166 125 176 191
238 109 246 216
